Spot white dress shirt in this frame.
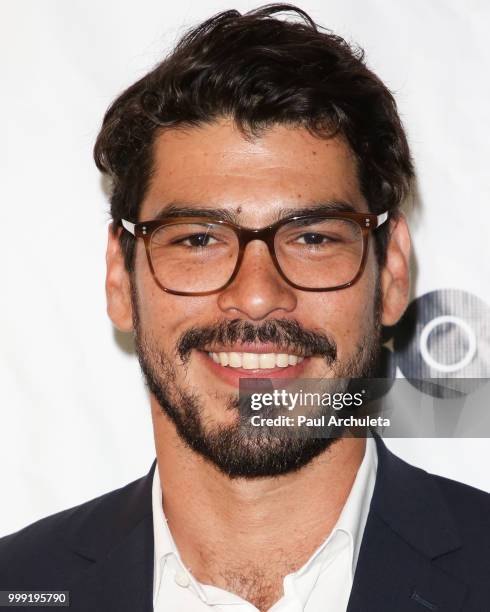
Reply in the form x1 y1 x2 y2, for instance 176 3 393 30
152 436 377 612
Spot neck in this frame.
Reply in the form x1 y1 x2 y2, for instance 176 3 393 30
151 398 366 607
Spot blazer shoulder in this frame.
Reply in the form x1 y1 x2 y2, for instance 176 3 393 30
0 471 153 589
431 471 490 534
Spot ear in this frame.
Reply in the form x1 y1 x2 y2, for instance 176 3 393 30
380 213 411 326
106 223 134 332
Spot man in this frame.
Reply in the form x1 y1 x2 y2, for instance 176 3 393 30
1 4 489 611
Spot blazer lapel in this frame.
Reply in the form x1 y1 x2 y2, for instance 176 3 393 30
68 514 153 612
347 436 468 612
63 462 156 612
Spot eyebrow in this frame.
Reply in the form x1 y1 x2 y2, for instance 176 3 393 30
153 204 238 223
150 200 358 224
277 201 357 220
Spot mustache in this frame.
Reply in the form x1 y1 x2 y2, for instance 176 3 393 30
176 319 337 364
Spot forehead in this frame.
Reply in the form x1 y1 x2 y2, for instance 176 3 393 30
140 117 366 220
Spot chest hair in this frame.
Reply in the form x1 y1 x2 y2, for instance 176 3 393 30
202 557 299 612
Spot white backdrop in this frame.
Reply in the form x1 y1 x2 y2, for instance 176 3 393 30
1 0 489 537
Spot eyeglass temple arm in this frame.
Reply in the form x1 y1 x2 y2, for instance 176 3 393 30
121 219 136 235
376 211 389 228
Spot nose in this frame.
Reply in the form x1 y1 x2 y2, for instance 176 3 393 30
217 241 297 320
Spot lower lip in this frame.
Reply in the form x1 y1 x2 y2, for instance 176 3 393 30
196 351 310 388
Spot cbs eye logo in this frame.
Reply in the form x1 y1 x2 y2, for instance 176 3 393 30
383 289 490 397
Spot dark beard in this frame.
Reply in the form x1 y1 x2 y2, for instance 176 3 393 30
131 284 382 479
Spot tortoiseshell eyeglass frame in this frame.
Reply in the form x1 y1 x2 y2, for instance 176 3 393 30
120 210 389 296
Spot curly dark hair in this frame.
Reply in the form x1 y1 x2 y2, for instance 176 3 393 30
94 3 414 272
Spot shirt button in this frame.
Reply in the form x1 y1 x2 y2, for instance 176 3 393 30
174 571 190 588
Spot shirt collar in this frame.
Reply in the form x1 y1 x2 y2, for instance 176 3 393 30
336 434 378 571
151 461 181 600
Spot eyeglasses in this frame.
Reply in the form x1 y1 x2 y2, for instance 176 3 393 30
121 210 389 296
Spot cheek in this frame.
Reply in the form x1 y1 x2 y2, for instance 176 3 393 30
312 250 378 356
133 246 218 341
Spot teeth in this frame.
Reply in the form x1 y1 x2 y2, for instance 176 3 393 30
208 352 305 370
242 353 259 369
276 353 289 367
228 352 242 368
259 353 276 369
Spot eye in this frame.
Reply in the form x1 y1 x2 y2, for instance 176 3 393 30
296 232 332 245
177 233 218 248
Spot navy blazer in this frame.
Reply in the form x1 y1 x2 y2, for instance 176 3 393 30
1 436 489 611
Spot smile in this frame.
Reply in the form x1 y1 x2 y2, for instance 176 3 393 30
208 351 305 369
197 345 310 388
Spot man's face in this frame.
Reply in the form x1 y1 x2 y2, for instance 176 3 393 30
108 118 408 477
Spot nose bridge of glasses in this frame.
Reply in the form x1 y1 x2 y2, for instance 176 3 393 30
238 225 276 250
226 224 301 300
234 226 280 275
226 224 282 285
